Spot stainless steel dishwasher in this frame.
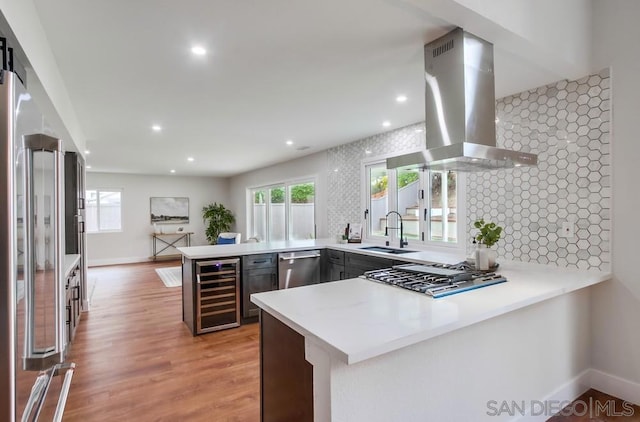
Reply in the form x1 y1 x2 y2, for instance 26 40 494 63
278 250 322 289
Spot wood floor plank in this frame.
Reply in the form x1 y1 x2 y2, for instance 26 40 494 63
63 261 260 421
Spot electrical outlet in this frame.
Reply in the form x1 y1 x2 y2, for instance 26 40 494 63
560 221 575 238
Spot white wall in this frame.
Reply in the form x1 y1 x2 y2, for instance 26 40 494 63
589 0 640 399
228 151 328 240
86 172 229 266
0 1 86 154
451 0 592 73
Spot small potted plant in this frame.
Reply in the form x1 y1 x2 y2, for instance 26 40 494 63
473 219 503 268
202 202 235 245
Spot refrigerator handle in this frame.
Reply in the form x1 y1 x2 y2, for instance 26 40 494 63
52 363 76 422
21 362 75 422
23 134 66 371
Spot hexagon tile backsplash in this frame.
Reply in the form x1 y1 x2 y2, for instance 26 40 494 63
467 68 611 271
327 69 610 272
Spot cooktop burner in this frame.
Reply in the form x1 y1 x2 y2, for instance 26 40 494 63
363 262 507 298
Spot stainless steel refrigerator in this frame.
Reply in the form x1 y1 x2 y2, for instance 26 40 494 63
1 70 75 421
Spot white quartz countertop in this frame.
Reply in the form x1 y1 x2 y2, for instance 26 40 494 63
64 254 81 277
178 238 466 264
251 260 611 365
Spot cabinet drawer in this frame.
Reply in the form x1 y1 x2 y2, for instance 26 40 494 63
242 253 277 269
326 249 345 264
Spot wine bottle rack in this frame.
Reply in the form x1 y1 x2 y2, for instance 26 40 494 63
195 258 240 333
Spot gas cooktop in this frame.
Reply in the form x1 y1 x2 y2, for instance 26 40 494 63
363 262 507 298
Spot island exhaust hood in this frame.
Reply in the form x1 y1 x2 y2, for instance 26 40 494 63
387 28 537 171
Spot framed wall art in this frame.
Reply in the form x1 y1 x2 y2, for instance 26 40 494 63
150 197 189 224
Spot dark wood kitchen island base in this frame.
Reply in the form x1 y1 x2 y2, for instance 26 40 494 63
260 310 313 422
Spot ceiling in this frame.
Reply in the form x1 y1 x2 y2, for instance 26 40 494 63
30 0 571 177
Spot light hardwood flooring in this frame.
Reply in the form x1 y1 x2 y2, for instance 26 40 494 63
63 261 260 421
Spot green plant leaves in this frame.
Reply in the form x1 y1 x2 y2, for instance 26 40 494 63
202 203 235 245
473 219 503 248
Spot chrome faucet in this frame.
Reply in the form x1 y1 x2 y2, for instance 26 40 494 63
385 211 408 248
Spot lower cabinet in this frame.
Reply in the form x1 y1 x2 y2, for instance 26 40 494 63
261 310 313 422
65 263 81 349
323 249 345 282
344 251 394 278
242 254 278 320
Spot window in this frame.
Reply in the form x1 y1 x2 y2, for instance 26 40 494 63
86 189 122 232
364 162 459 245
249 180 315 242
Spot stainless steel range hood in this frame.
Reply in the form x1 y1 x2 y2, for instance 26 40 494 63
387 28 537 171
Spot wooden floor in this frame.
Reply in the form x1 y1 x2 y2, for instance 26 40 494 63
547 389 640 421
63 261 260 421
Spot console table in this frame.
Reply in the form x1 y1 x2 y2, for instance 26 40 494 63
152 232 193 260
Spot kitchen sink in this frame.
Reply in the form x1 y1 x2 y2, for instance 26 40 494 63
359 246 417 255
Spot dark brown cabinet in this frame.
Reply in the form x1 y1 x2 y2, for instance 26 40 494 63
324 249 345 282
242 253 277 320
64 151 87 312
65 262 81 349
344 251 394 279
260 311 313 422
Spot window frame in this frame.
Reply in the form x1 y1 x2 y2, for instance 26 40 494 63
85 188 123 233
247 177 316 242
361 153 466 251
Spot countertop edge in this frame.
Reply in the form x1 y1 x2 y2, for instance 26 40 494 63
250 298 351 363
64 254 81 277
344 272 611 364
252 270 612 365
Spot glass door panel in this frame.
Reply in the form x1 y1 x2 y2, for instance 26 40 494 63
288 182 315 240
396 167 420 240
367 164 388 237
429 171 457 242
268 186 285 241
251 189 267 241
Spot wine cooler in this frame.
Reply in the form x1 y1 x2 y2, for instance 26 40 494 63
194 258 240 334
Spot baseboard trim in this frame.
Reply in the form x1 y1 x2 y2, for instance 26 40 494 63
511 369 640 421
590 368 640 407
88 256 152 267
513 369 591 422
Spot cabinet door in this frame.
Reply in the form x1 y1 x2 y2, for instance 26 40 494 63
243 268 277 318
327 262 344 282
344 252 393 278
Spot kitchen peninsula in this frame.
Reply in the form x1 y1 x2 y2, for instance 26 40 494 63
179 241 611 421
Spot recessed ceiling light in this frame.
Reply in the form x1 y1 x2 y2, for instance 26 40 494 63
187 157 195 162
86 165 92 169
191 46 207 56
382 121 391 128
333 168 339 172
286 139 294 146
152 125 162 132
396 95 408 103
170 169 176 173
365 149 372 155
414 128 424 133
84 150 90 154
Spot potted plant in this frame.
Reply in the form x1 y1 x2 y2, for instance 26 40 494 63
202 203 235 245
473 219 503 268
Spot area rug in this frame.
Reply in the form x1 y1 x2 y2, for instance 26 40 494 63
155 266 182 287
